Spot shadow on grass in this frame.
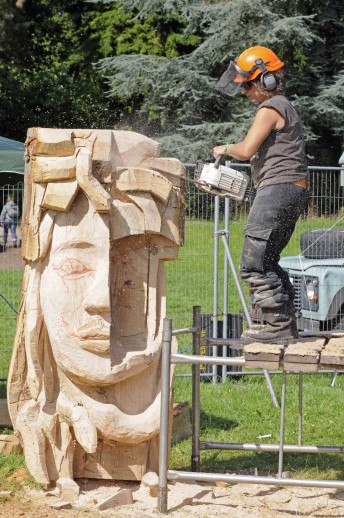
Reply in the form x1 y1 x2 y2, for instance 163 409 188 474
199 409 239 431
0 382 6 399
184 451 344 480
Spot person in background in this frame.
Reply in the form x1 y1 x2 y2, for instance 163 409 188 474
0 194 20 250
213 46 309 344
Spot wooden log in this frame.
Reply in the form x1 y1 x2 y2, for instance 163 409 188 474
9 128 184 487
244 360 281 370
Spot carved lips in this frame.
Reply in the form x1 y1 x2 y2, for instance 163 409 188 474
74 318 110 355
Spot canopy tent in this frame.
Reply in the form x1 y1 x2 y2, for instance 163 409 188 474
0 136 25 187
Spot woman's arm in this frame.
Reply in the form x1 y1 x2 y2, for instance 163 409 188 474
213 107 284 161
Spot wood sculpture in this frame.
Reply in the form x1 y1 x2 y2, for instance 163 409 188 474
7 129 185 485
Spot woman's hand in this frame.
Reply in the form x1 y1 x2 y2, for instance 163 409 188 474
213 144 227 159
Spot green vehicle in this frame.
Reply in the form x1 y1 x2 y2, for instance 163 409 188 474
279 228 344 332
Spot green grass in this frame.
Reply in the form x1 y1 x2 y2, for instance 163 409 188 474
167 215 344 481
171 373 344 480
0 270 22 379
1 215 344 484
0 453 35 492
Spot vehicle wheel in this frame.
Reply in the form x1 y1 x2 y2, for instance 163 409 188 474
300 228 344 259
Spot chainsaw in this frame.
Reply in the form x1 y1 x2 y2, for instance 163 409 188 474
195 155 251 201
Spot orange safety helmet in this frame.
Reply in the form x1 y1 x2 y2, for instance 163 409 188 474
235 46 284 82
217 46 284 96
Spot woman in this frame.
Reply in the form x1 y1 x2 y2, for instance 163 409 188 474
214 46 309 344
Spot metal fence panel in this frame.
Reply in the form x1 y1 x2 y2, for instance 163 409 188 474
1 167 344 379
0 182 24 380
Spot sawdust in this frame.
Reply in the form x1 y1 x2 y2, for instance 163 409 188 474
2 476 344 517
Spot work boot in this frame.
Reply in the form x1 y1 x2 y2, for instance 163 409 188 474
241 305 294 345
250 304 299 339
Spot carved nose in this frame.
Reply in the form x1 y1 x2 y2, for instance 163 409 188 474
84 264 110 314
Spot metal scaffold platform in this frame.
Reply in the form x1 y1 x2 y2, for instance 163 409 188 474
157 307 344 514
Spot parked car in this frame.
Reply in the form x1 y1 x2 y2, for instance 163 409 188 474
279 228 344 331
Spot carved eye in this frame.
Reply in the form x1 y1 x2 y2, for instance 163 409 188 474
54 258 92 280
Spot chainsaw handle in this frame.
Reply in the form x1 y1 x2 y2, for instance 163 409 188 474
214 154 224 169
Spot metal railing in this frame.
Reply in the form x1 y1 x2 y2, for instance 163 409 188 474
1 164 344 381
158 309 344 513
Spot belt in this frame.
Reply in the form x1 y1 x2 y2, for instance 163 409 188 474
291 178 307 189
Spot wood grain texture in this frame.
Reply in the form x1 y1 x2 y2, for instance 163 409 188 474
8 128 185 485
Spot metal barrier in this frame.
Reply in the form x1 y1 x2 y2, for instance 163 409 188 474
0 181 23 382
1 165 344 384
158 306 344 513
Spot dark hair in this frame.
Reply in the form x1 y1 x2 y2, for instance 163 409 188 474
253 68 285 98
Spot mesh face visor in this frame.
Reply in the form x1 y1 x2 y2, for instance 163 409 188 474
217 61 250 96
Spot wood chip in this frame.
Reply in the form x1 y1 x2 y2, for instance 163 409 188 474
97 488 133 510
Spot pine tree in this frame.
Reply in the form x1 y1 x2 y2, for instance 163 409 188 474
94 0 344 165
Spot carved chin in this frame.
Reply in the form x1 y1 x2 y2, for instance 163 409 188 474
53 338 160 386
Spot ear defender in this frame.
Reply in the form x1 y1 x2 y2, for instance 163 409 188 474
255 58 277 91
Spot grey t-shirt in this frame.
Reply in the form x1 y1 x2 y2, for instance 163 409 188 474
250 94 308 190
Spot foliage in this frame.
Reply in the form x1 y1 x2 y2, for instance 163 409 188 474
95 0 344 164
0 0 122 140
0 0 343 162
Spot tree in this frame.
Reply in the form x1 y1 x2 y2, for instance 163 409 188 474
94 0 344 165
0 0 122 140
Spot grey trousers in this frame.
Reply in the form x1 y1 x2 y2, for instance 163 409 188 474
240 183 310 310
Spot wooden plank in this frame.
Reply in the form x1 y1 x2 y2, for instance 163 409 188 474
0 400 12 427
283 361 319 373
245 360 280 370
244 343 284 362
320 337 344 368
283 339 323 372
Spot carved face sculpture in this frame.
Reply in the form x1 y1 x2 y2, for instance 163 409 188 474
8 129 185 484
40 195 112 384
